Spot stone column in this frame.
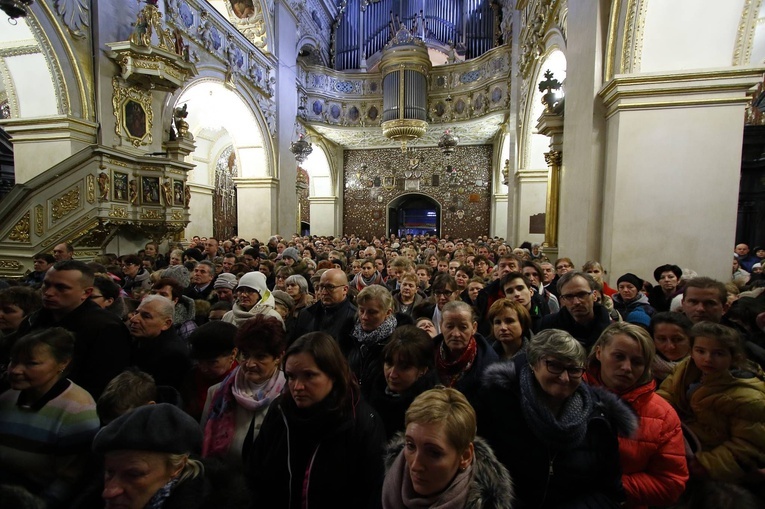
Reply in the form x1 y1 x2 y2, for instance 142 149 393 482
235 177 279 240
536 111 564 248
598 69 763 280
273 1 299 236
309 196 339 236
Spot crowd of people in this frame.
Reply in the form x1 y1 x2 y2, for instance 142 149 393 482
0 232 764 509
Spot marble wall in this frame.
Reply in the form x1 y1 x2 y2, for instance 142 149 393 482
342 145 492 239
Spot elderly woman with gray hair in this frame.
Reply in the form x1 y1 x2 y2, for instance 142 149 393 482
284 274 314 318
477 329 638 509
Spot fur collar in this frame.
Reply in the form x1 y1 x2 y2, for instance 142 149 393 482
385 434 514 509
482 359 638 438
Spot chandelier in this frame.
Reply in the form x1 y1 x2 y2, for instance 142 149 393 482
438 129 459 157
289 133 313 164
1 0 33 20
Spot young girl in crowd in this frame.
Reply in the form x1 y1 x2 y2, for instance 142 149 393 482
657 322 765 484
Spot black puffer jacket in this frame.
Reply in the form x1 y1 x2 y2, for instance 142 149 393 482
383 434 515 509
476 354 638 509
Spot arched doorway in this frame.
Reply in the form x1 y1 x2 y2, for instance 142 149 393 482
387 194 441 237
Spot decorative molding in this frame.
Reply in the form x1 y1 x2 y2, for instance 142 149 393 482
109 206 128 218
27 2 78 117
54 0 90 39
621 0 639 74
86 174 96 204
171 210 183 221
51 187 81 222
0 260 22 270
111 77 153 147
8 212 31 243
0 42 40 58
733 0 763 66
141 208 165 220
34 205 44 236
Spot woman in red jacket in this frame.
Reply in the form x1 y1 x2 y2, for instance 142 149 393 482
586 322 688 509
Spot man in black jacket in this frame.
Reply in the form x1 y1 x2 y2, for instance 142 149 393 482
128 294 192 394
537 271 613 350
17 260 132 399
291 268 356 342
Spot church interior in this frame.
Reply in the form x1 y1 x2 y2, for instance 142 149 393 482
0 0 763 282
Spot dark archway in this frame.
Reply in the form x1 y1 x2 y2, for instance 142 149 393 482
387 193 440 237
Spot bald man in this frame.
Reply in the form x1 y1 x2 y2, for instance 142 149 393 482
290 268 357 342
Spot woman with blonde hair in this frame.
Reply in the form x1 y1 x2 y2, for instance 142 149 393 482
382 387 514 509
585 322 688 509
340 284 400 396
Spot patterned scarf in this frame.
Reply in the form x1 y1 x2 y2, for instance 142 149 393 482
144 475 180 509
436 337 477 387
202 365 285 458
354 272 383 291
353 314 397 344
382 448 473 509
519 362 593 450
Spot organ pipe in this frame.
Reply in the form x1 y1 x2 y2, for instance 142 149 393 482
380 20 430 151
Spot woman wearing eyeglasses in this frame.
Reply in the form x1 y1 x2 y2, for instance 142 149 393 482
477 329 637 509
201 314 285 466
222 271 284 328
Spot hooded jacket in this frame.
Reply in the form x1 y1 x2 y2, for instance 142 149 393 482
382 434 515 509
657 357 765 482
174 295 197 342
476 356 638 509
611 293 655 321
585 369 688 509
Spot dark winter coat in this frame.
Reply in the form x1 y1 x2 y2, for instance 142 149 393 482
475 280 504 337
131 326 192 395
246 393 386 509
476 356 638 509
433 332 498 406
537 303 613 350
291 298 357 342
367 370 440 439
19 299 132 399
383 434 515 509
340 316 402 397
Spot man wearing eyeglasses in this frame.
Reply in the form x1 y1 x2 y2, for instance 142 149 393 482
291 268 356 342
537 271 613 349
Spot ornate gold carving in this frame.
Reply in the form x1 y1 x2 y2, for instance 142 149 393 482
171 210 183 221
130 3 175 50
141 209 164 220
52 188 81 222
86 174 96 204
34 205 44 236
0 260 22 270
112 77 153 147
544 150 562 167
108 158 128 167
109 207 128 218
621 0 639 74
8 212 31 243
733 0 762 66
40 215 94 248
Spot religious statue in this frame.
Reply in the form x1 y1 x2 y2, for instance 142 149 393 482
129 179 139 204
98 172 110 201
174 103 189 138
162 180 173 206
